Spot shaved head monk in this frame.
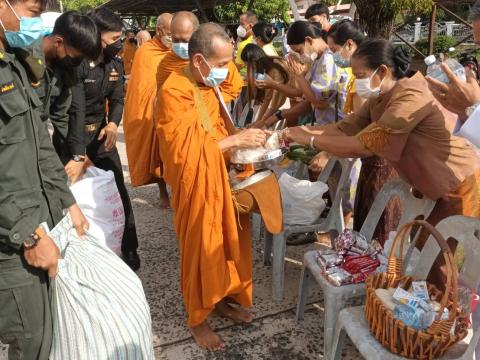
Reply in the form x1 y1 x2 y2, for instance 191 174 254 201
123 13 173 207
156 23 269 350
157 11 243 104
135 30 151 47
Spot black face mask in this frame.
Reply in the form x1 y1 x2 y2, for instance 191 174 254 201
58 54 83 70
104 39 122 58
128 38 137 45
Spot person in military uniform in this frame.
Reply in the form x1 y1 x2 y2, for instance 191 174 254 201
38 11 101 183
0 0 89 359
69 7 140 270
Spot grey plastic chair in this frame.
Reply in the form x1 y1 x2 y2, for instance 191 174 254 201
331 215 480 360
296 178 436 360
264 157 354 301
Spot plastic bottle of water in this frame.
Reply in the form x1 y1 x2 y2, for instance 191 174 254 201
425 55 467 84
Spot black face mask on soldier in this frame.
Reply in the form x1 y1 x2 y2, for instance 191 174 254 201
104 39 122 58
128 37 137 45
58 54 83 70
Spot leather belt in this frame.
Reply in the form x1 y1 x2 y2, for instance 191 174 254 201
85 122 102 133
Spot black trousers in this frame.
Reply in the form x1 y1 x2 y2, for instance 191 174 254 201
85 131 139 253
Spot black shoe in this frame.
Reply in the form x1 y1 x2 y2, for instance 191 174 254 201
286 232 317 246
122 250 141 271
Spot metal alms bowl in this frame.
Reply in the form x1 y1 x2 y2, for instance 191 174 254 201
231 148 287 171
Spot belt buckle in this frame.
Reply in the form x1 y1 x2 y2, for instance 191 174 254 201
85 123 97 133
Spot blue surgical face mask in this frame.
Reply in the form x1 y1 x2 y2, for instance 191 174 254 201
172 42 189 60
333 51 350 68
0 0 43 48
200 56 229 87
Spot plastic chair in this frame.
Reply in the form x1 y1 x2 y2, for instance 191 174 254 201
330 215 480 360
295 178 436 360
264 157 354 301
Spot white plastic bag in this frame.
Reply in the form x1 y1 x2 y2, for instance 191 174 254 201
69 167 124 255
49 215 153 360
279 173 328 225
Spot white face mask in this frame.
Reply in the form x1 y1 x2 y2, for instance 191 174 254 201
355 68 383 99
237 25 247 39
302 42 318 63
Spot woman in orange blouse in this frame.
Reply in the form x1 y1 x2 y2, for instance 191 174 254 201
325 21 402 245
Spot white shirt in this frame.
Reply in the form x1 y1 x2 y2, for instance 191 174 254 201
455 105 480 148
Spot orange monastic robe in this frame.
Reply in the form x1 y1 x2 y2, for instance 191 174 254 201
123 37 170 186
120 41 136 75
157 51 243 103
156 69 252 326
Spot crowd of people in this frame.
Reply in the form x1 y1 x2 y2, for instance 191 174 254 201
2 0 480 357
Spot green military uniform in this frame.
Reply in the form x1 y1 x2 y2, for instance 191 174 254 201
0 43 76 360
36 63 86 165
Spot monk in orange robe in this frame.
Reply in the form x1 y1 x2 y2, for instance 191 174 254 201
123 13 172 207
119 29 136 76
156 23 268 350
157 12 243 104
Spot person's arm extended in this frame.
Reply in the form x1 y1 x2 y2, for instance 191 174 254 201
218 128 267 152
257 100 311 129
284 126 373 158
305 123 345 136
256 89 274 124
294 74 329 109
270 80 302 98
256 75 302 99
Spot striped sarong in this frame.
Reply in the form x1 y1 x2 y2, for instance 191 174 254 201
49 215 154 359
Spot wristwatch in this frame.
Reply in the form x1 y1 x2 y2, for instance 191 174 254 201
275 110 283 120
23 225 46 248
465 102 480 118
72 155 85 162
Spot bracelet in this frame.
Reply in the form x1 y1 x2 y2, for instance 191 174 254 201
309 136 315 149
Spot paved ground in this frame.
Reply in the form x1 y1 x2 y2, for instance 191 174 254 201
1 126 364 360
116 128 364 360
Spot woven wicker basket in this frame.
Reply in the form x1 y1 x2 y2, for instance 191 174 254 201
364 220 468 359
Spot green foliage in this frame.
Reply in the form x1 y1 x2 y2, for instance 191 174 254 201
63 0 106 12
214 0 291 24
355 0 433 38
415 35 457 56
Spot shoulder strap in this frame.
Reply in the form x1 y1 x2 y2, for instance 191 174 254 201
183 66 213 133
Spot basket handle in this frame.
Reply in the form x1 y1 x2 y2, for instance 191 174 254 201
388 220 458 321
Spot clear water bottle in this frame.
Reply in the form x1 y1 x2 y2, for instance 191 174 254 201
425 55 467 83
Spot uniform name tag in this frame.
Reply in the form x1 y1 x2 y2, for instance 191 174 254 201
0 82 15 94
108 68 119 82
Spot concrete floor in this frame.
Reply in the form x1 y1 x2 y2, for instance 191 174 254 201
0 126 364 360
117 128 364 360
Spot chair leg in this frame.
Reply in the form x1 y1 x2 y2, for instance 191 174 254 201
323 293 345 360
330 318 347 360
251 213 262 241
263 230 274 266
295 265 311 321
272 232 286 302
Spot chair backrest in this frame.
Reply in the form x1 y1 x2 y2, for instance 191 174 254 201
318 157 354 234
412 216 480 292
360 178 436 242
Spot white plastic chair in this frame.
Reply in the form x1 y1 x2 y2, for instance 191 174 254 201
331 215 480 360
295 178 436 360
264 157 354 301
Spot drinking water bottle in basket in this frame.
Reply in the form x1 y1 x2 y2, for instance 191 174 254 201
425 55 467 84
